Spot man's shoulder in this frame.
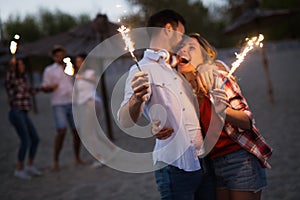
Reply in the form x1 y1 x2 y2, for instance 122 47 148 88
44 63 59 73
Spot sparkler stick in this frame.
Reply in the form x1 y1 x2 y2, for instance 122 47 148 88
117 25 142 71
220 34 264 89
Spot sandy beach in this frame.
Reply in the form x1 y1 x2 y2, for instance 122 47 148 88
1 40 300 200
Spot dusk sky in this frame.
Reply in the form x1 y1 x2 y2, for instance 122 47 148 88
0 0 226 23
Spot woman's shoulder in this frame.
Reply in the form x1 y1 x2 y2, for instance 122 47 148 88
215 59 230 72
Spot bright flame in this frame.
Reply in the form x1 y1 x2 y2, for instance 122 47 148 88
117 25 136 59
10 34 20 55
227 34 264 78
10 41 18 55
14 34 20 40
63 57 74 76
117 25 142 71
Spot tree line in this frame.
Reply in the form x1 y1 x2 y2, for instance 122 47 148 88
1 0 299 48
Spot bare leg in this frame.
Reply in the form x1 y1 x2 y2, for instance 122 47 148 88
53 129 66 171
72 129 84 164
230 190 262 200
16 161 24 171
27 158 33 166
216 189 230 200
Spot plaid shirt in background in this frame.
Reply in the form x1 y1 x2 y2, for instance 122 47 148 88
216 70 273 169
4 70 38 111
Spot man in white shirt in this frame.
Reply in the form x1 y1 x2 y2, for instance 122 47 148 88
118 10 215 199
42 45 83 171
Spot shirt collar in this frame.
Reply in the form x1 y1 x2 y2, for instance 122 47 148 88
144 49 170 62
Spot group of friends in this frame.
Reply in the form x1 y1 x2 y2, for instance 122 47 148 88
4 47 93 180
4 8 272 200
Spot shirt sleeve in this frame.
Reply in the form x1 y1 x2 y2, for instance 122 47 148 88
117 64 151 121
42 67 52 87
4 71 16 96
224 75 256 129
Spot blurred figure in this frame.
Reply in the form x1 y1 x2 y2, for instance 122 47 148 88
4 57 42 180
42 45 84 171
74 54 115 168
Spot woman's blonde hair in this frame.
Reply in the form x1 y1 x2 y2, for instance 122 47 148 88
188 33 217 61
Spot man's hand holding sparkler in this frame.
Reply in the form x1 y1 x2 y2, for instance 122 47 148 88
119 71 150 128
131 71 150 103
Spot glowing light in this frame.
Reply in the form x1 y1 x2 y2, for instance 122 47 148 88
220 34 264 88
63 57 74 76
117 25 142 71
14 34 20 40
10 41 17 55
10 34 20 55
228 34 264 77
118 26 135 56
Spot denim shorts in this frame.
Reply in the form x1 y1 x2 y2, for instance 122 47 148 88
52 104 76 130
211 148 267 192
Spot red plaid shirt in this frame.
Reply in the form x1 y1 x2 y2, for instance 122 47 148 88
215 70 273 168
4 70 36 111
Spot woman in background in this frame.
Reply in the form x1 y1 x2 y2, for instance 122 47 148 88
4 58 42 180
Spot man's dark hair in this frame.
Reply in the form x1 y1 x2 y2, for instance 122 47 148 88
146 9 185 38
147 9 185 29
76 53 87 60
51 45 66 57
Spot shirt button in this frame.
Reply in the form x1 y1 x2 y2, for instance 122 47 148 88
180 91 183 94
174 77 177 80
182 108 185 111
162 83 165 86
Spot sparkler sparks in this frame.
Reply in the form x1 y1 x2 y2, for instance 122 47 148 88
117 25 142 71
63 57 74 76
10 34 20 55
220 34 264 88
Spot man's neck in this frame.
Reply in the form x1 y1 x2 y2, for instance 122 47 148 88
149 37 171 52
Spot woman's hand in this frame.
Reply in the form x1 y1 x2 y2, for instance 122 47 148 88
151 120 174 140
196 64 215 94
211 88 230 114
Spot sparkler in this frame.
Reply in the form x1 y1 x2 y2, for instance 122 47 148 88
220 34 264 88
63 57 74 76
10 34 20 55
117 25 142 71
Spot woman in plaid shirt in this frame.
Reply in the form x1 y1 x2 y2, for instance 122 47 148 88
4 58 43 180
154 34 272 200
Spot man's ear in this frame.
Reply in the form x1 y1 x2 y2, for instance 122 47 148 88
163 23 173 37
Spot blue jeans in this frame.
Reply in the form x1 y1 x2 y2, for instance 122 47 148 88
52 104 76 130
9 109 40 162
155 160 216 200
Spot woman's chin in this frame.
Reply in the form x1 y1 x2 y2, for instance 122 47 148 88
177 63 195 73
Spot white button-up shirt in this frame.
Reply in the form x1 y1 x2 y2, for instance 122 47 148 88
119 49 204 171
42 62 74 106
